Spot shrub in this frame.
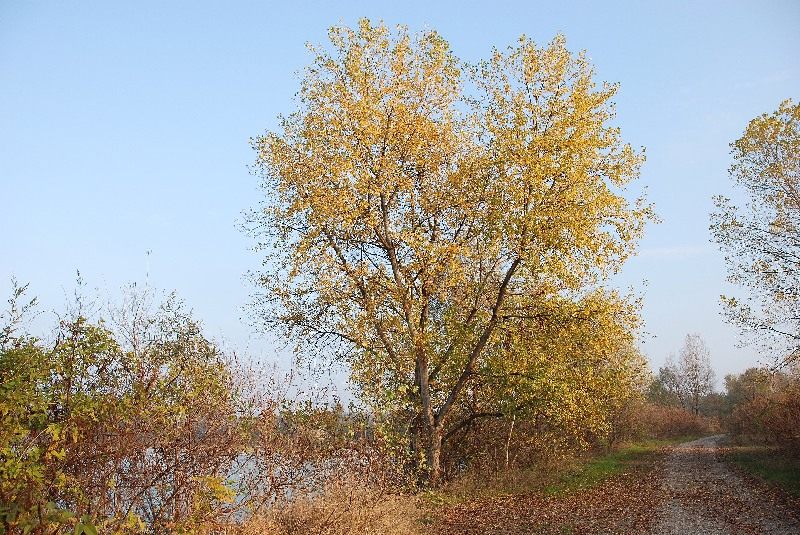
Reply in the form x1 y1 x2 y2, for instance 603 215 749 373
0 283 422 533
726 370 800 455
630 402 719 440
0 289 254 533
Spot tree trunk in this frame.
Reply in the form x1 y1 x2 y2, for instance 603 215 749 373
505 414 515 470
426 425 443 486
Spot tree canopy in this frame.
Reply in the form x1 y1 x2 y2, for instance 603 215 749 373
248 19 653 484
711 99 800 367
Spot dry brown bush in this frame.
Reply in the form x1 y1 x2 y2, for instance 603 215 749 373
631 402 719 439
727 374 800 455
240 477 421 535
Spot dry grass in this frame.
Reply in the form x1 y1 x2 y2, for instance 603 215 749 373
438 455 570 500
239 478 422 535
434 438 680 501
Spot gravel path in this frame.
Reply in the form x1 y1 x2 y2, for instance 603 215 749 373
434 435 800 534
651 435 800 535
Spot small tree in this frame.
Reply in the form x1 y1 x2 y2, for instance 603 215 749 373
647 364 682 407
678 334 716 416
247 20 652 484
711 99 800 367
654 335 716 415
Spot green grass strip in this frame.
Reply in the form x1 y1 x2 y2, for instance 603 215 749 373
727 446 800 497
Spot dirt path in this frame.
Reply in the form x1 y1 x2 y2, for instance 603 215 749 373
433 436 800 534
650 435 800 535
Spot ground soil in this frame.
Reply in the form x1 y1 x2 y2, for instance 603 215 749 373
432 436 800 534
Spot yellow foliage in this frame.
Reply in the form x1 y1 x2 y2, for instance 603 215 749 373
711 99 800 367
249 19 653 483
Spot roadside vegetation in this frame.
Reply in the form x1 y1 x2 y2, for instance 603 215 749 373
710 98 800 500
0 282 408 534
1 16 796 534
724 446 800 498
720 365 800 497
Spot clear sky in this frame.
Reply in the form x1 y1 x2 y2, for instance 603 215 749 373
2 1 798 388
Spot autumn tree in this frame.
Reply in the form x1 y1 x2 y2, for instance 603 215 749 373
711 99 800 367
248 20 652 484
723 366 773 414
678 334 716 416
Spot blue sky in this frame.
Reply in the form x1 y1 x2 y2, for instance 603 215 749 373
2 1 798 388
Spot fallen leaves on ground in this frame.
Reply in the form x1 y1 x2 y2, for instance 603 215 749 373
431 455 666 534
430 440 800 534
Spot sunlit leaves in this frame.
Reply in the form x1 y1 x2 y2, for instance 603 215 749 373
0 289 242 533
248 19 652 483
711 99 800 366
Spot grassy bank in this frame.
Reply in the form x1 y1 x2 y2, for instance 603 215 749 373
725 445 800 497
431 436 697 503
544 437 698 495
